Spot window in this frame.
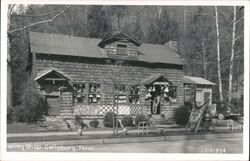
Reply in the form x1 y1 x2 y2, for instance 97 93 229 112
117 44 127 55
114 84 126 104
73 83 86 103
129 85 140 104
89 84 101 104
168 86 177 103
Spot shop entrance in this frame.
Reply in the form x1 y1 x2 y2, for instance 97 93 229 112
150 85 162 114
141 74 173 115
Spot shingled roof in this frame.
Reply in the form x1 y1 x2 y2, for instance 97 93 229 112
183 76 216 86
29 32 183 65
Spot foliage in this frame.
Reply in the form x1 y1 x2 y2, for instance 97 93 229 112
75 115 82 125
7 80 48 123
11 105 27 122
89 119 99 128
86 6 112 38
16 80 48 122
146 9 179 44
10 35 30 106
135 114 148 126
103 111 117 127
181 6 216 80
230 96 244 114
121 115 134 127
174 106 191 125
7 106 14 123
74 115 87 128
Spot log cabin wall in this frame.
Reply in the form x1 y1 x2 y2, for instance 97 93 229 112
34 53 184 119
105 41 138 56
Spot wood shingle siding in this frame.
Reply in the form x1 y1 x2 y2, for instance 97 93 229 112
105 41 138 56
30 31 185 119
35 54 184 112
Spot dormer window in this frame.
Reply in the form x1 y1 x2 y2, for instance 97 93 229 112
117 44 127 55
98 32 141 58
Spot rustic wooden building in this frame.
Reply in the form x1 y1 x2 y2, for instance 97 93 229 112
183 76 216 106
29 31 184 121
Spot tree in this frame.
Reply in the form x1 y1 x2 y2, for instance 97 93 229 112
109 6 128 31
215 6 224 102
146 8 179 44
86 6 112 38
7 5 71 107
228 6 236 102
130 11 144 41
102 58 127 135
183 7 217 79
228 6 244 102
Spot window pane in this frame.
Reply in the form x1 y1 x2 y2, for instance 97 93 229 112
117 44 127 55
169 86 177 102
73 83 86 103
114 84 126 94
114 84 126 104
115 95 127 104
129 85 140 104
89 84 101 104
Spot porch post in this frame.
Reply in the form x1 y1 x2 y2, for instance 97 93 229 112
140 84 143 114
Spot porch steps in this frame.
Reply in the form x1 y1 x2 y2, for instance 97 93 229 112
38 117 70 132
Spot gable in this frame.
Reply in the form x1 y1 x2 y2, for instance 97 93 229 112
98 32 141 48
35 69 70 81
140 74 172 85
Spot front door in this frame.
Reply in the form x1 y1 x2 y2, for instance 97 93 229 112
46 96 60 115
150 85 162 114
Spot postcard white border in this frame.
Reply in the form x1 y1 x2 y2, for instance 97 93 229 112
1 0 249 161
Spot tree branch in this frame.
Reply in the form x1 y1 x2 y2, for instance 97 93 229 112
235 49 243 56
11 6 67 17
11 30 30 38
184 13 215 19
8 5 71 35
234 34 243 42
7 59 13 67
8 4 16 15
235 16 244 24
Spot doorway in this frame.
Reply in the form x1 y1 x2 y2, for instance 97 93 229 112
46 96 60 115
150 85 162 114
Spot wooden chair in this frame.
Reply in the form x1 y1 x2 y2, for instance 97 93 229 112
227 119 236 131
137 121 148 135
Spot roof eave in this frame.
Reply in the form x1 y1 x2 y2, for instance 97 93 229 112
35 69 70 81
98 32 142 48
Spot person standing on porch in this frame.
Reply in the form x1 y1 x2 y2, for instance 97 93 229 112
153 95 161 114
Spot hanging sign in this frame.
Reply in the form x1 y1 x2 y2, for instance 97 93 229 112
184 87 195 102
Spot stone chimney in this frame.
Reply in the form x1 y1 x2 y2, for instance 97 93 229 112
164 41 178 52
165 41 184 62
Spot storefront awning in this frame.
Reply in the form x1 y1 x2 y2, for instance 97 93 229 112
140 74 172 85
